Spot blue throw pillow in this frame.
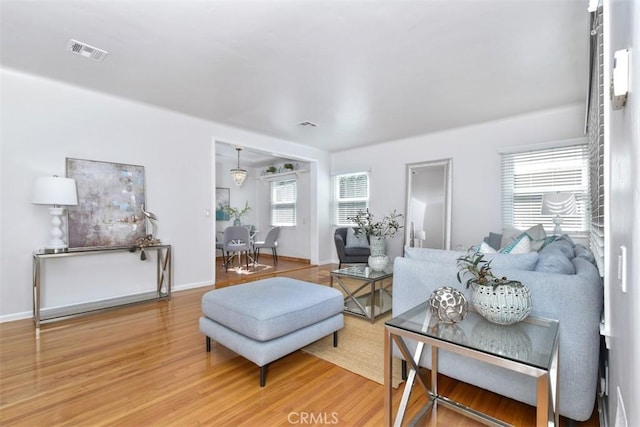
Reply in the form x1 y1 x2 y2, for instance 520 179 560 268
345 227 369 248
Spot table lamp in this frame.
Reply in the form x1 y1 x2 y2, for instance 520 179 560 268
541 192 576 235
32 175 78 252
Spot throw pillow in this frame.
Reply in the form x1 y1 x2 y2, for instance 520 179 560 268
500 226 523 248
478 241 497 254
524 224 547 241
345 227 369 248
483 232 503 251
499 233 531 254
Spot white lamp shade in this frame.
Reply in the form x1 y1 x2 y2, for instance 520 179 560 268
32 176 78 206
540 192 576 216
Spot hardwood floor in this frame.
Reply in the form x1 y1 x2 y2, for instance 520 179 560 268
0 261 600 426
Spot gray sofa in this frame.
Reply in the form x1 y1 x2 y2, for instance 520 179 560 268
392 237 603 422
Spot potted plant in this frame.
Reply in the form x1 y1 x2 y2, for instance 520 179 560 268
348 209 403 241
224 201 251 226
284 163 295 171
348 209 403 271
456 250 532 325
265 166 277 174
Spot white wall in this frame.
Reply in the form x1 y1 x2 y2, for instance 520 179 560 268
0 67 331 321
330 103 587 263
604 0 639 425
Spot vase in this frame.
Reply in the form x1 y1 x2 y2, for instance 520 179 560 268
368 255 388 272
471 282 532 325
233 219 241 226
369 236 386 257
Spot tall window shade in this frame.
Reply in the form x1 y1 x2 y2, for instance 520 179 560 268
333 172 369 225
587 6 605 274
271 179 296 226
501 145 590 237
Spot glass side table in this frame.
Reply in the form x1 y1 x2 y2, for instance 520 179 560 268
330 265 393 323
384 302 559 427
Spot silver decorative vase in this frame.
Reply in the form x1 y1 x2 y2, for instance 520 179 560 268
369 236 386 256
429 286 468 324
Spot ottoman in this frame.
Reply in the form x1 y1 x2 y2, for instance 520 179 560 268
199 277 344 386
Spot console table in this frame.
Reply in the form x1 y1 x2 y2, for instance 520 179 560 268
32 245 172 329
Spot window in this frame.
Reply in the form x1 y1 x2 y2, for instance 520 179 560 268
501 144 589 237
333 172 369 225
271 179 296 226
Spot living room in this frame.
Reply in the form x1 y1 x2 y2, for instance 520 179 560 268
1 1 638 426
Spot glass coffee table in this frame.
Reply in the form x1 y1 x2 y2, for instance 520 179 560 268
330 265 393 323
384 302 559 427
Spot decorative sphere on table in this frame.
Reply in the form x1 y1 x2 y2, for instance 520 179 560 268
429 286 468 324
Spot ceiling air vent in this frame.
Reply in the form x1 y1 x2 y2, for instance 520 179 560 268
66 39 108 62
298 121 317 127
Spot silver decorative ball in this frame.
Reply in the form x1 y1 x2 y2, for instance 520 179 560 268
429 286 468 324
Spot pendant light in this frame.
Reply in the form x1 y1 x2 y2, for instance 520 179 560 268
230 147 248 186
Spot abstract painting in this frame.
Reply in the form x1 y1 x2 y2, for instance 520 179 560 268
66 158 147 248
216 187 230 221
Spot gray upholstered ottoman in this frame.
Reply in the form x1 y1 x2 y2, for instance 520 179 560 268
199 277 344 386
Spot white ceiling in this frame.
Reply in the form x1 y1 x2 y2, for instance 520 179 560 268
0 0 589 153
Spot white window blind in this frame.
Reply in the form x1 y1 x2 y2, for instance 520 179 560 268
271 179 296 226
333 172 369 225
587 6 605 274
502 145 590 237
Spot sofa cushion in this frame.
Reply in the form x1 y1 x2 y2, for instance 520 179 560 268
344 246 370 256
534 248 576 274
345 227 369 248
542 239 575 259
404 246 539 271
574 244 596 265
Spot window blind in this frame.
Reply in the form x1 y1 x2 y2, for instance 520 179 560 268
502 145 590 238
271 179 296 226
334 172 369 225
587 6 605 274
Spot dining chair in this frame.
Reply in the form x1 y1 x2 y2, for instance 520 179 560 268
253 226 281 266
215 231 225 265
223 226 253 272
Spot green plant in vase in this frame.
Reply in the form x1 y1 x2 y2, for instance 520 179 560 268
456 249 532 325
224 201 251 226
348 209 403 271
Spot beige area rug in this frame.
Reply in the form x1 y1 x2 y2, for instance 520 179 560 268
302 313 404 388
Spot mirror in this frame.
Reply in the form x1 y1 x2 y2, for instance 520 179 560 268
405 159 452 250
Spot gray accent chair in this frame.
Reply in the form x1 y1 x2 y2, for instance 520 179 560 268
253 226 281 265
334 227 370 268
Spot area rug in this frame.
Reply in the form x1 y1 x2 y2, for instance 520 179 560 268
302 313 404 388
